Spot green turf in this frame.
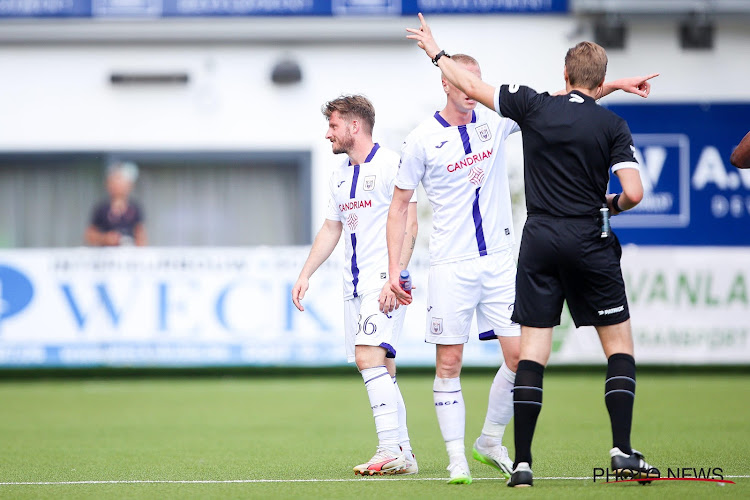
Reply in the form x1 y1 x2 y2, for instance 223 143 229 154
0 373 747 499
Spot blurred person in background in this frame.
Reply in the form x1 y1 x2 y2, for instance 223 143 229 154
730 131 750 169
85 161 147 246
292 95 419 476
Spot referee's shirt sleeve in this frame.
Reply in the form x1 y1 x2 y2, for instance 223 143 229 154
610 119 640 173
494 84 538 123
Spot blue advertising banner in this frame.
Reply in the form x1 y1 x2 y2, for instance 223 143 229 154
606 103 750 246
0 0 566 17
404 0 567 15
0 0 91 17
1 247 747 368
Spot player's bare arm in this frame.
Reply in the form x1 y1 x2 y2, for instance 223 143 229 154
380 200 418 313
406 13 497 111
386 187 415 305
292 218 342 311
730 131 750 169
607 167 644 215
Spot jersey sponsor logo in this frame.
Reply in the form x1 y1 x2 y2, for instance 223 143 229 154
363 175 376 191
468 165 485 185
446 148 494 172
476 124 492 142
597 305 625 316
380 272 386 279
431 317 443 335
436 140 449 149
337 180 346 188
569 94 585 104
347 213 358 231
339 199 372 212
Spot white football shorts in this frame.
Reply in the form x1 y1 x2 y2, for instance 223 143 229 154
344 290 407 363
425 248 520 345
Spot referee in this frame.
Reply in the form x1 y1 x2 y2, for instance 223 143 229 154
407 14 660 487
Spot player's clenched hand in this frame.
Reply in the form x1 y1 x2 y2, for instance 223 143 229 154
291 277 309 312
406 13 441 60
379 282 400 313
620 73 659 98
390 277 413 306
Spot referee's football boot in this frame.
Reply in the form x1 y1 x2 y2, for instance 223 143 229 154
610 447 660 483
506 462 533 488
472 438 513 479
353 448 406 476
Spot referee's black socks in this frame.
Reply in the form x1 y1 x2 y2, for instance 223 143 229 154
605 353 636 455
513 359 545 468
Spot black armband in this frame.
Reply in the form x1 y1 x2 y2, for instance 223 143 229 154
612 193 622 215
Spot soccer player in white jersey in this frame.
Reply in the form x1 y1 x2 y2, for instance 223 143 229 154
387 54 520 484
292 95 419 476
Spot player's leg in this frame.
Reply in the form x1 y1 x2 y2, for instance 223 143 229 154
434 343 472 484
472 337 518 478
472 251 520 478
597 320 659 480
386 358 418 475
349 294 405 476
384 307 418 475
356 345 400 457
426 260 478 484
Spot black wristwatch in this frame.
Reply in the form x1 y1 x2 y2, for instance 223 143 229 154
432 50 450 66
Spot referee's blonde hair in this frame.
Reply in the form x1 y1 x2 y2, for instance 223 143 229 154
565 41 608 91
321 95 375 136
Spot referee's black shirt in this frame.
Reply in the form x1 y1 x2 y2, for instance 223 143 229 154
496 85 638 217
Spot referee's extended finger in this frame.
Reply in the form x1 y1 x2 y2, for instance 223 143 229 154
644 73 660 81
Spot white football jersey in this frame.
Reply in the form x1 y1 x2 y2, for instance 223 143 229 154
326 144 414 300
397 107 519 265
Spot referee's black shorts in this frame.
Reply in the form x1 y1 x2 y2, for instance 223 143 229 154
511 214 630 329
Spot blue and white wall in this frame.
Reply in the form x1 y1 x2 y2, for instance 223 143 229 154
0 11 748 366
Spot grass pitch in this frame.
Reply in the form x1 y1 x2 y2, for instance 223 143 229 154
0 371 747 499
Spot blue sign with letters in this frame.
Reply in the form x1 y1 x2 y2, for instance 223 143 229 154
606 103 750 246
0 0 566 17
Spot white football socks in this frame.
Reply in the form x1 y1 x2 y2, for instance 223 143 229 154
361 366 400 453
478 362 516 448
392 376 412 457
433 376 465 462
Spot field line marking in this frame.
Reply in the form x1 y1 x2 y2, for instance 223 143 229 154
1 475 747 486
